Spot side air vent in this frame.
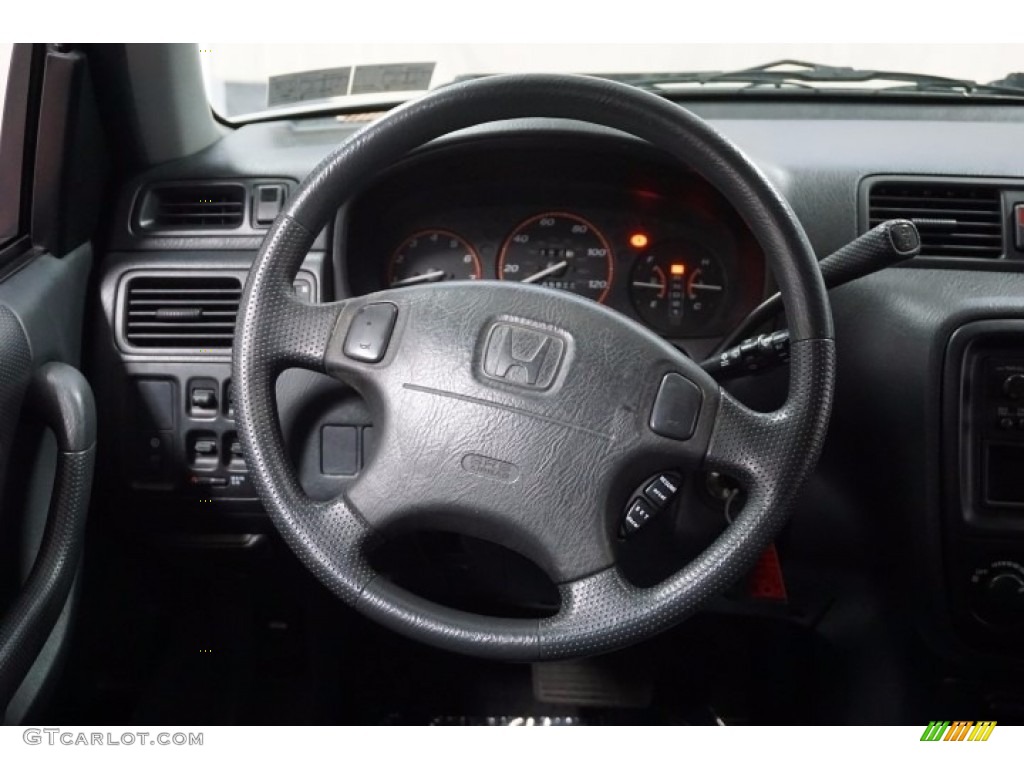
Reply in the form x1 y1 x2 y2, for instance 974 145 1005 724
122 275 242 350
868 182 1003 258
136 183 246 231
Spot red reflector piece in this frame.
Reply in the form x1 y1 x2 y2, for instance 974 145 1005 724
747 543 787 601
1016 204 1024 250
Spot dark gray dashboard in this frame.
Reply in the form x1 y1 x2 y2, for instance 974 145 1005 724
108 100 1024 259
94 97 1024 673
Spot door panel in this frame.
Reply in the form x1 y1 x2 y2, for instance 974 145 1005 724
0 43 102 723
0 304 32 503
0 247 95 723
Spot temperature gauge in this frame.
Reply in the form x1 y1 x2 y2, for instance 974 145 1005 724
629 240 727 335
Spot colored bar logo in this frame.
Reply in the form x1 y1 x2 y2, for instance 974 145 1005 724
920 721 996 741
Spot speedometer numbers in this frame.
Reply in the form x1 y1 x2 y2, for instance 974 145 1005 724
388 229 482 287
629 240 727 335
498 213 613 303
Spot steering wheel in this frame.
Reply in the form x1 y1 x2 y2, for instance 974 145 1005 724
233 74 834 661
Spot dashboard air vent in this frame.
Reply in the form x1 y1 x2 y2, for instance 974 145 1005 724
868 182 1003 258
123 275 242 350
137 183 245 231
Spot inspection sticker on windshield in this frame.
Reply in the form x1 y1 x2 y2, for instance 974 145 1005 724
351 63 435 94
268 67 352 107
267 63 435 107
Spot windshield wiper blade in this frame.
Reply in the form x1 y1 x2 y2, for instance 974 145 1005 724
623 59 1024 98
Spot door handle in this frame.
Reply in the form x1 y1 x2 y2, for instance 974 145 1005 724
0 362 95 711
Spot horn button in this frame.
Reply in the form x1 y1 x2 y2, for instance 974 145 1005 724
323 282 717 581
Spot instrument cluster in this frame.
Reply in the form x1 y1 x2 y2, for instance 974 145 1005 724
344 143 767 341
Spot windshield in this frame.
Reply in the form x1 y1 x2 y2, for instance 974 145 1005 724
200 43 1024 122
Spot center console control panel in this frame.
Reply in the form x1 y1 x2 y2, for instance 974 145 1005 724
944 321 1024 650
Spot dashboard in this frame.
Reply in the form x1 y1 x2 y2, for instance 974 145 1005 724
94 102 1024 684
344 140 766 349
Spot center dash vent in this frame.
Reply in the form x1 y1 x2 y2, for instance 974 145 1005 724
136 183 246 231
123 275 242 350
868 181 1003 258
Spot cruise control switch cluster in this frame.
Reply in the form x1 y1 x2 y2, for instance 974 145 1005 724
621 472 682 537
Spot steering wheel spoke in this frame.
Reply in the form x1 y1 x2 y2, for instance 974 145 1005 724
234 215 348 375
269 297 348 373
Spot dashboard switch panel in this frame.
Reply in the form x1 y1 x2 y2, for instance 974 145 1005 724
972 357 1024 509
253 184 286 226
947 328 1024 519
133 379 175 430
188 377 219 417
132 431 172 484
189 432 219 468
225 433 246 470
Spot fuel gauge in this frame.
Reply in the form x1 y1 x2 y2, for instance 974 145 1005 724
629 240 726 335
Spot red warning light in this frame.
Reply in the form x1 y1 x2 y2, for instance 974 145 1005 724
670 263 686 276
629 232 649 249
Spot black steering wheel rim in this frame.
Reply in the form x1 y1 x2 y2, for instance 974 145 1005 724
232 74 835 661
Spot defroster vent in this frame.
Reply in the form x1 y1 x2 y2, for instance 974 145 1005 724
136 183 245 231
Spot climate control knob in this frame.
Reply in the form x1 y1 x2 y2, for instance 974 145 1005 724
1002 373 1024 399
971 560 1024 627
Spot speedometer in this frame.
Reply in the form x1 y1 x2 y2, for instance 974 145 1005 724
497 212 613 303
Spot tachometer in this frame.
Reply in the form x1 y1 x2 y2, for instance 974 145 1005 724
388 229 482 287
629 239 727 335
497 212 613 303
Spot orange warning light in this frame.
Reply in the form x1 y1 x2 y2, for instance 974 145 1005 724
670 263 686 276
629 232 649 249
